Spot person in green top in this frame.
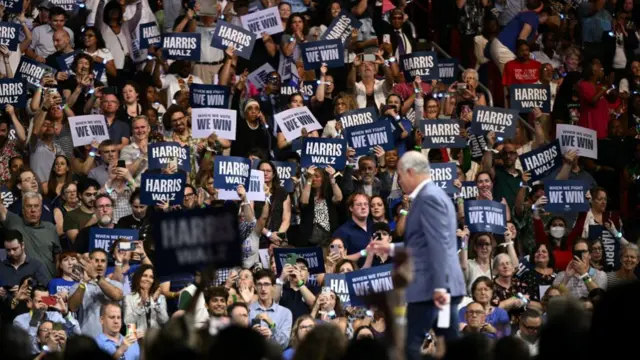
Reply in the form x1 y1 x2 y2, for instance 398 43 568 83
481 132 527 210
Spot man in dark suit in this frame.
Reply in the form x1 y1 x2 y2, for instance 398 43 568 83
373 151 465 360
373 7 416 59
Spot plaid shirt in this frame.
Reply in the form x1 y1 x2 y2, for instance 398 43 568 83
106 183 134 223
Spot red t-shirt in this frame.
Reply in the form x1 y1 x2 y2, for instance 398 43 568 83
502 59 542 86
577 80 610 139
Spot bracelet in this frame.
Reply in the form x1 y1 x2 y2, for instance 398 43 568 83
115 261 123 267
360 249 367 257
140 254 147 261
241 202 251 206
579 273 589 280
306 181 313 186
583 276 592 283
266 231 272 238
616 232 623 239
393 306 406 317
399 209 408 216
499 241 514 247
413 146 421 150
297 280 304 287
79 282 86 290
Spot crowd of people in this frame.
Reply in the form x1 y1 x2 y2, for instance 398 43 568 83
0 0 639 359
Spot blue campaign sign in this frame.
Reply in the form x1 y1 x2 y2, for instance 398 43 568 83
152 206 243 276
300 39 344 70
273 247 325 275
470 106 518 139
148 142 191 173
467 133 488 160
464 200 506 234
544 180 589 213
0 0 22 13
588 225 621 270
301 137 347 170
89 228 138 251
16 57 56 90
509 84 551 113
274 161 296 192
337 107 377 129
140 173 186 206
400 51 439 81
438 58 458 84
213 156 252 191
0 78 27 109
56 51 78 72
211 21 256 60
345 121 394 157
300 80 318 99
139 22 161 49
345 264 394 306
430 163 457 194
519 139 562 182
459 181 478 200
93 62 106 82
420 119 466 148
320 10 362 46
324 273 350 306
162 33 201 61
189 84 230 109
0 22 20 51
49 0 77 11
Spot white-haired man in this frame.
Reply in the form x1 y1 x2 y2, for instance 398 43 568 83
370 151 465 360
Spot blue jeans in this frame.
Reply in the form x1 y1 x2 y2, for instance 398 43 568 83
405 296 462 360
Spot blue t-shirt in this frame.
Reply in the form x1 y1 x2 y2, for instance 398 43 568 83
497 11 540 53
48 278 78 296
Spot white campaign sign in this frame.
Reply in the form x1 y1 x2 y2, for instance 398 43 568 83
274 106 322 142
69 115 110 146
556 124 598 160
191 108 237 140
241 7 283 36
217 169 266 201
247 62 276 90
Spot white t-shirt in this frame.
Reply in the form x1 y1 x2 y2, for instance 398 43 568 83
84 48 114 85
159 73 204 109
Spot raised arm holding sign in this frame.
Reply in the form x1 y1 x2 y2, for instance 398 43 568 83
68 115 110 147
274 107 322 142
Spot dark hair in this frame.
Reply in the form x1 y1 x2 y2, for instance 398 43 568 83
254 269 275 285
129 188 141 204
227 302 248 315
49 6 67 18
205 286 229 303
285 13 308 36
520 308 542 323
82 26 107 49
122 80 150 111
4 229 23 244
72 53 94 74
257 160 282 191
470 276 494 300
89 248 108 259
46 155 73 200
474 170 493 183
99 139 117 148
163 104 187 130
516 39 529 50
131 264 159 295
78 178 100 195
94 193 113 206
468 232 496 260
31 285 49 300
103 0 124 25
278 2 291 10
532 242 556 269
370 195 389 222
334 258 357 273
288 93 304 106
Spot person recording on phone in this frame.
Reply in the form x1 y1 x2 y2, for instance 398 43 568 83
88 140 122 187
275 256 317 323
249 270 292 349
553 238 607 298
373 8 415 59
0 230 49 291
362 222 394 268
36 320 68 354
96 302 140 360
13 285 81 355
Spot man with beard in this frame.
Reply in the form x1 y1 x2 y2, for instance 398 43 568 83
116 189 147 230
0 191 61 281
72 194 118 254
481 132 527 208
0 230 49 289
8 169 55 223
514 309 542 355
64 179 100 244
68 248 124 338
154 60 204 109
342 154 389 200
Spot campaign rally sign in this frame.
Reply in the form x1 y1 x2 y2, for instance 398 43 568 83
438 58 458 84
468 133 488 160
459 181 479 200
16 58 56 90
152 206 242 276
0 78 26 109
345 121 394 157
301 138 347 170
320 10 362 46
89 228 138 251
300 80 318 98
273 247 325 275
324 273 350 306
420 119 466 148
471 106 518 139
189 84 230 109
148 142 191 173
217 168 266 201
557 124 598 159
247 62 276 90
68 115 109 147
345 264 393 306
430 163 457 194
49 0 77 11
274 161 296 192
93 62 106 82
140 173 186 205
337 107 378 129
300 40 344 70
520 139 562 182
274 106 322 142
191 107 237 140
214 156 252 191
509 84 551 113
0 22 20 51
241 7 283 36
464 200 507 234
211 21 256 60
589 225 621 270
139 22 161 49
161 33 201 60
545 180 589 212
56 51 78 72
0 0 22 13
400 51 439 81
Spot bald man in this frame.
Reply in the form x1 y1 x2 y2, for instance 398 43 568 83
45 29 75 77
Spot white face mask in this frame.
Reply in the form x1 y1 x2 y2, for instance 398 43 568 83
550 226 565 239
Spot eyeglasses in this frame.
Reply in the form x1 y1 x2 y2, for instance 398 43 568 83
96 204 113 209
64 190 77 195
256 282 272 288
184 193 196 198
